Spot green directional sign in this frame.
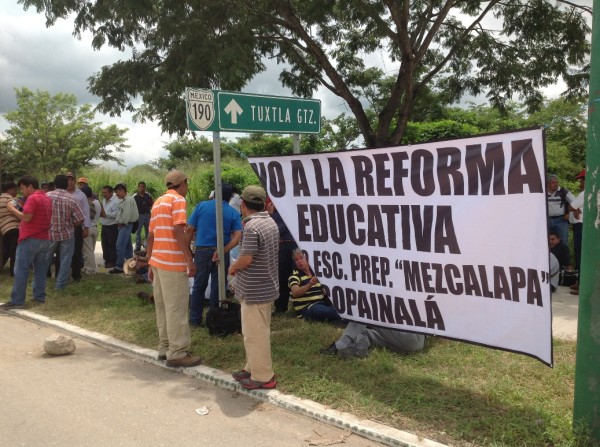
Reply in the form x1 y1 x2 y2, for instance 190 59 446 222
186 88 321 134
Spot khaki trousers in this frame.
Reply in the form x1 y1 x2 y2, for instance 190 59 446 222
241 300 274 382
152 266 191 360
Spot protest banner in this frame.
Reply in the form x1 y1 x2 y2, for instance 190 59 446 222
249 128 552 365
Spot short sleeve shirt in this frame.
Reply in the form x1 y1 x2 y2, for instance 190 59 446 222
148 190 188 272
19 190 52 242
233 211 279 304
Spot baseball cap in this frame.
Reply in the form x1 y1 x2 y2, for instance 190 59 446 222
575 169 586 180
77 177 88 184
241 185 266 205
165 170 187 188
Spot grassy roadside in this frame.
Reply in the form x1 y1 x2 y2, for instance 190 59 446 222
1 271 588 447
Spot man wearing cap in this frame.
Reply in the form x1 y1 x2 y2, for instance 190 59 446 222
66 172 90 282
185 182 242 327
0 176 54 309
569 169 586 294
48 175 86 289
110 183 139 273
547 174 574 248
133 181 153 252
147 170 201 368
229 185 279 390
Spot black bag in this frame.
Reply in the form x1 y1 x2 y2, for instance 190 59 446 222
559 270 578 287
206 301 241 337
130 220 139 234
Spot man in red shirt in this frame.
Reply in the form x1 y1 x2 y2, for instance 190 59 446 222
0 176 54 310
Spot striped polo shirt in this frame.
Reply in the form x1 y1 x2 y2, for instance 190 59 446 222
233 211 279 304
148 190 188 272
0 193 20 235
288 270 325 314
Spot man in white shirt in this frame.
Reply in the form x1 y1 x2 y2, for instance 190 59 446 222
100 185 119 268
569 169 585 294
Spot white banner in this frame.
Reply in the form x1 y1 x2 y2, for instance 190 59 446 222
249 128 552 365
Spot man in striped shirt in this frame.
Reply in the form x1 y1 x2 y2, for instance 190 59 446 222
229 185 279 390
146 170 200 368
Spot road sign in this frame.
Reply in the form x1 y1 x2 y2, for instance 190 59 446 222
186 88 321 134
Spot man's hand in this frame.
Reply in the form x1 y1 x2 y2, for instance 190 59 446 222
83 228 89 238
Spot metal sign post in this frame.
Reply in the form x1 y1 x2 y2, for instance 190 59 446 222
186 88 321 303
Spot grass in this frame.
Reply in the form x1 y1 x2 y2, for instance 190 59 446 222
1 270 590 447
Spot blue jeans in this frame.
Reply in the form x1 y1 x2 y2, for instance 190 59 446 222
189 248 230 325
135 213 150 248
54 237 75 290
116 224 133 270
10 238 55 305
548 217 569 248
299 301 341 322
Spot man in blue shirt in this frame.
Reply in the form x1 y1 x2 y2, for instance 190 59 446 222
186 183 243 326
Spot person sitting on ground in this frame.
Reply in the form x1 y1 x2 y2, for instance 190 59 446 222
548 231 572 271
288 248 341 322
321 323 426 359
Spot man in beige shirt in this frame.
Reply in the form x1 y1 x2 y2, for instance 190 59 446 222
109 183 139 273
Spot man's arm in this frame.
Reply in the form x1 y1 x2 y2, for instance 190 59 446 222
229 254 253 276
184 224 196 247
7 201 32 222
213 230 242 262
290 276 319 298
174 223 195 277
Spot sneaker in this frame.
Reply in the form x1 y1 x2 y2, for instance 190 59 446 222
165 353 202 368
319 342 338 355
239 376 277 390
0 302 24 310
354 344 370 359
109 268 124 274
232 369 251 381
157 354 167 361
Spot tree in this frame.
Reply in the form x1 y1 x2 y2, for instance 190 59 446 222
20 0 591 148
3 88 128 180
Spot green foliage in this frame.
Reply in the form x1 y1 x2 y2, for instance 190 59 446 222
19 0 591 148
402 120 481 144
192 162 260 202
2 87 128 181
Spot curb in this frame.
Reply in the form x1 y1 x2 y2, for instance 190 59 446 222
12 309 447 447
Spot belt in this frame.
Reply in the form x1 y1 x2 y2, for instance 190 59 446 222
550 215 565 218
196 246 216 250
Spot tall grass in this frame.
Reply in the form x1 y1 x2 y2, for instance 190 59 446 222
80 157 260 209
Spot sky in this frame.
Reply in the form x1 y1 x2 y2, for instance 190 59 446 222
0 2 354 169
0 1 590 169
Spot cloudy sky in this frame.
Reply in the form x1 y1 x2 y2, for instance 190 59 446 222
0 2 355 168
0 2 589 168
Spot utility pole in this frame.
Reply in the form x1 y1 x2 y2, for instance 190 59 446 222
573 0 600 440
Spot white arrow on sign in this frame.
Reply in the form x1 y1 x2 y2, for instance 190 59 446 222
224 99 243 124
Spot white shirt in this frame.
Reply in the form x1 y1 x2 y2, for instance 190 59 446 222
569 190 584 224
100 194 119 226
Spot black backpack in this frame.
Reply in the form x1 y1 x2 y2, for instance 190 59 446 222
557 187 571 213
205 301 241 337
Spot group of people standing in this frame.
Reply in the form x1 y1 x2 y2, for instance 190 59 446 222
0 169 427 390
546 170 586 294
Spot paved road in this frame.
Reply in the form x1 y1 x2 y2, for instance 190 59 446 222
0 314 381 447
552 285 579 340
